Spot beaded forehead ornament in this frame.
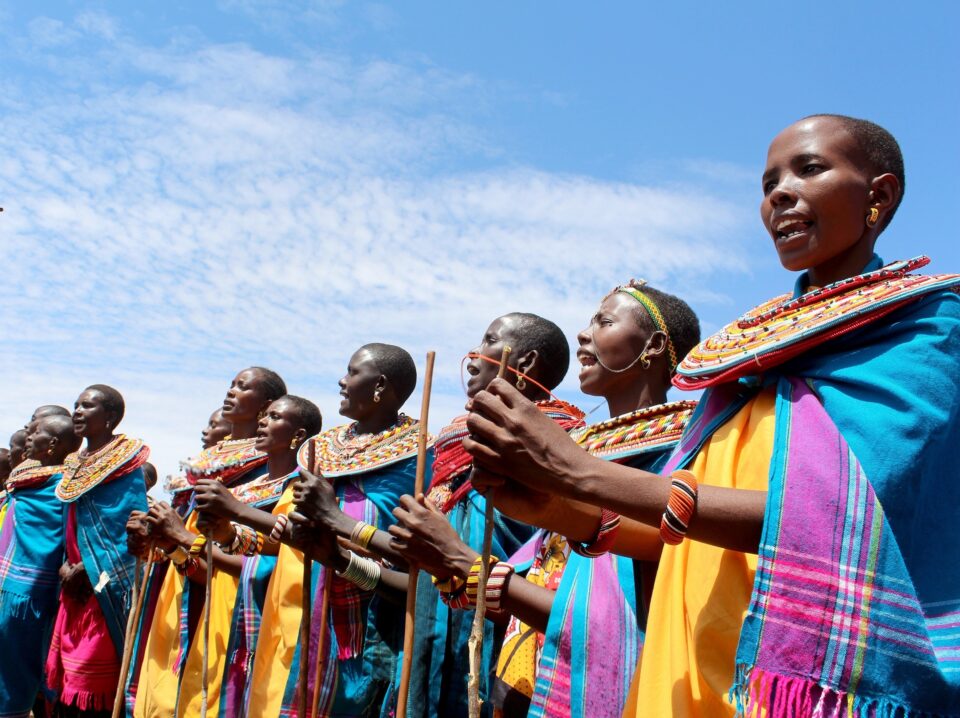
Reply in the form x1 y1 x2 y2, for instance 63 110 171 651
675 256 960 391
297 414 433 478
571 400 697 463
617 281 680 372
57 434 149 502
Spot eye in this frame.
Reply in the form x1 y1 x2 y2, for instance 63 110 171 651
762 179 777 195
801 163 823 175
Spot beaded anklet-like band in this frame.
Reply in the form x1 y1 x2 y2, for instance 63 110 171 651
268 513 290 544
659 470 699 545
571 508 621 557
438 555 514 611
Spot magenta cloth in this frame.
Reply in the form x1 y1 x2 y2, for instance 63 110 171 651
45 504 121 711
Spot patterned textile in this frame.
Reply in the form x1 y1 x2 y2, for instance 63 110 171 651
427 401 585 514
630 254 960 716
57 436 149 501
0 467 65 717
494 405 690 718
5 459 55 491
297 414 432 478
675 255 960 390
278 457 419 718
180 438 268 486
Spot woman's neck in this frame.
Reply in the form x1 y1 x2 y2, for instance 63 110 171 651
354 409 400 436
84 432 116 455
266 450 298 479
230 419 260 440
606 382 668 418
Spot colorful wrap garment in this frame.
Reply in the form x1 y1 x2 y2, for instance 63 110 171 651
408 401 585 718
629 255 960 717
46 436 149 713
175 468 296 718
251 420 424 718
493 401 695 718
132 438 267 718
0 463 65 717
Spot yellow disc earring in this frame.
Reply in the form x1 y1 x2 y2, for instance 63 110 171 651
289 438 299 450
866 207 880 227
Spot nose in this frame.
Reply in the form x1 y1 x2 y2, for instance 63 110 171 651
258 413 268 428
338 376 347 390
226 386 237 400
768 175 798 207
577 326 591 346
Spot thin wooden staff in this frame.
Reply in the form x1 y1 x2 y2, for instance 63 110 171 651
200 531 214 718
297 438 317 718
309 558 332 718
112 546 154 718
467 346 510 718
395 350 437 718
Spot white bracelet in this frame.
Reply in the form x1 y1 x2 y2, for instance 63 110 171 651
336 550 381 591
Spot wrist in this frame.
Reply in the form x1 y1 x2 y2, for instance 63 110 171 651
452 547 480 578
333 511 355 537
331 546 351 573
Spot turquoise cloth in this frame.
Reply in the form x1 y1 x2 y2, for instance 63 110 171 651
405 487 535 718
0 472 65 716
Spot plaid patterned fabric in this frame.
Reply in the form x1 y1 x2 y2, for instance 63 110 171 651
732 378 960 716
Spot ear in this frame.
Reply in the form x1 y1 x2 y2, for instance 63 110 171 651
868 172 901 227
643 331 669 359
293 427 307 444
515 349 539 383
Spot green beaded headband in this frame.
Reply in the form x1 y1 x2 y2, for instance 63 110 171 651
617 282 679 372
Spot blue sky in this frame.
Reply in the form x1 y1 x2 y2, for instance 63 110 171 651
1 1 957 486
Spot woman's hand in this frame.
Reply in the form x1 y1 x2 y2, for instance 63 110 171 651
196 512 235 545
126 510 152 559
59 561 92 603
388 494 477 579
292 469 351 535
289 512 348 568
146 501 194 551
194 479 245 521
470 471 567 530
463 379 592 500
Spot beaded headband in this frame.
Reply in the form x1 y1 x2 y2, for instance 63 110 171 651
617 281 679 372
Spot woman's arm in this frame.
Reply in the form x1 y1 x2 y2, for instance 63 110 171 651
465 379 767 554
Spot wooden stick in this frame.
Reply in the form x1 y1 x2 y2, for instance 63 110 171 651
467 346 510 718
395 350 437 718
201 536 214 718
309 576 332 718
298 438 317 718
112 550 152 718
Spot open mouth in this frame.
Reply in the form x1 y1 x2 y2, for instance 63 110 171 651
774 217 813 241
577 351 597 368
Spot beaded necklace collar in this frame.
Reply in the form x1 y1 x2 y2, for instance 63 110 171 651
571 400 697 462
6 459 61 492
298 414 432 478
181 437 268 486
230 468 299 508
57 434 149 502
675 256 960 391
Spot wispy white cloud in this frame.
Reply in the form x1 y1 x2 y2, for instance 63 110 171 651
0 10 754 480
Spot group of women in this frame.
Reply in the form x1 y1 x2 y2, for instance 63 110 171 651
1 114 958 718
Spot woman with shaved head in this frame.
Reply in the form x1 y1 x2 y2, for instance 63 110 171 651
44 384 150 717
0 414 81 716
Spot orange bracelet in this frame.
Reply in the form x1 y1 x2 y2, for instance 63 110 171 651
659 470 698 545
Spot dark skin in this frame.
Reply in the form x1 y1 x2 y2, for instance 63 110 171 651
0 449 10 488
392 298 673 630
61 388 124 601
221 369 276 441
462 116 901 555
297 317 554 604
26 416 81 467
201 408 231 449
169 397 308 580
9 430 27 469
139 369 278 563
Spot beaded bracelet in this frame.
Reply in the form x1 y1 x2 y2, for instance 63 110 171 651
219 523 261 556
570 508 621 557
659 470 699 545
439 581 472 610
484 561 515 612
166 545 189 566
336 550 381 591
268 513 290 544
465 555 499 607
350 521 378 551
188 535 208 557
432 573 467 595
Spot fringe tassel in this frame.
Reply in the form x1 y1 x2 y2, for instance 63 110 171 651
59 687 113 712
731 664 946 718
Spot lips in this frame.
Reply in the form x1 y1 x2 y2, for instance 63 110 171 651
772 214 813 242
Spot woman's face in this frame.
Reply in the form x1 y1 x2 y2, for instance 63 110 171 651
222 369 267 423
254 397 302 454
576 292 652 397
72 389 110 439
465 315 523 399
338 349 383 421
201 409 231 448
761 116 873 276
